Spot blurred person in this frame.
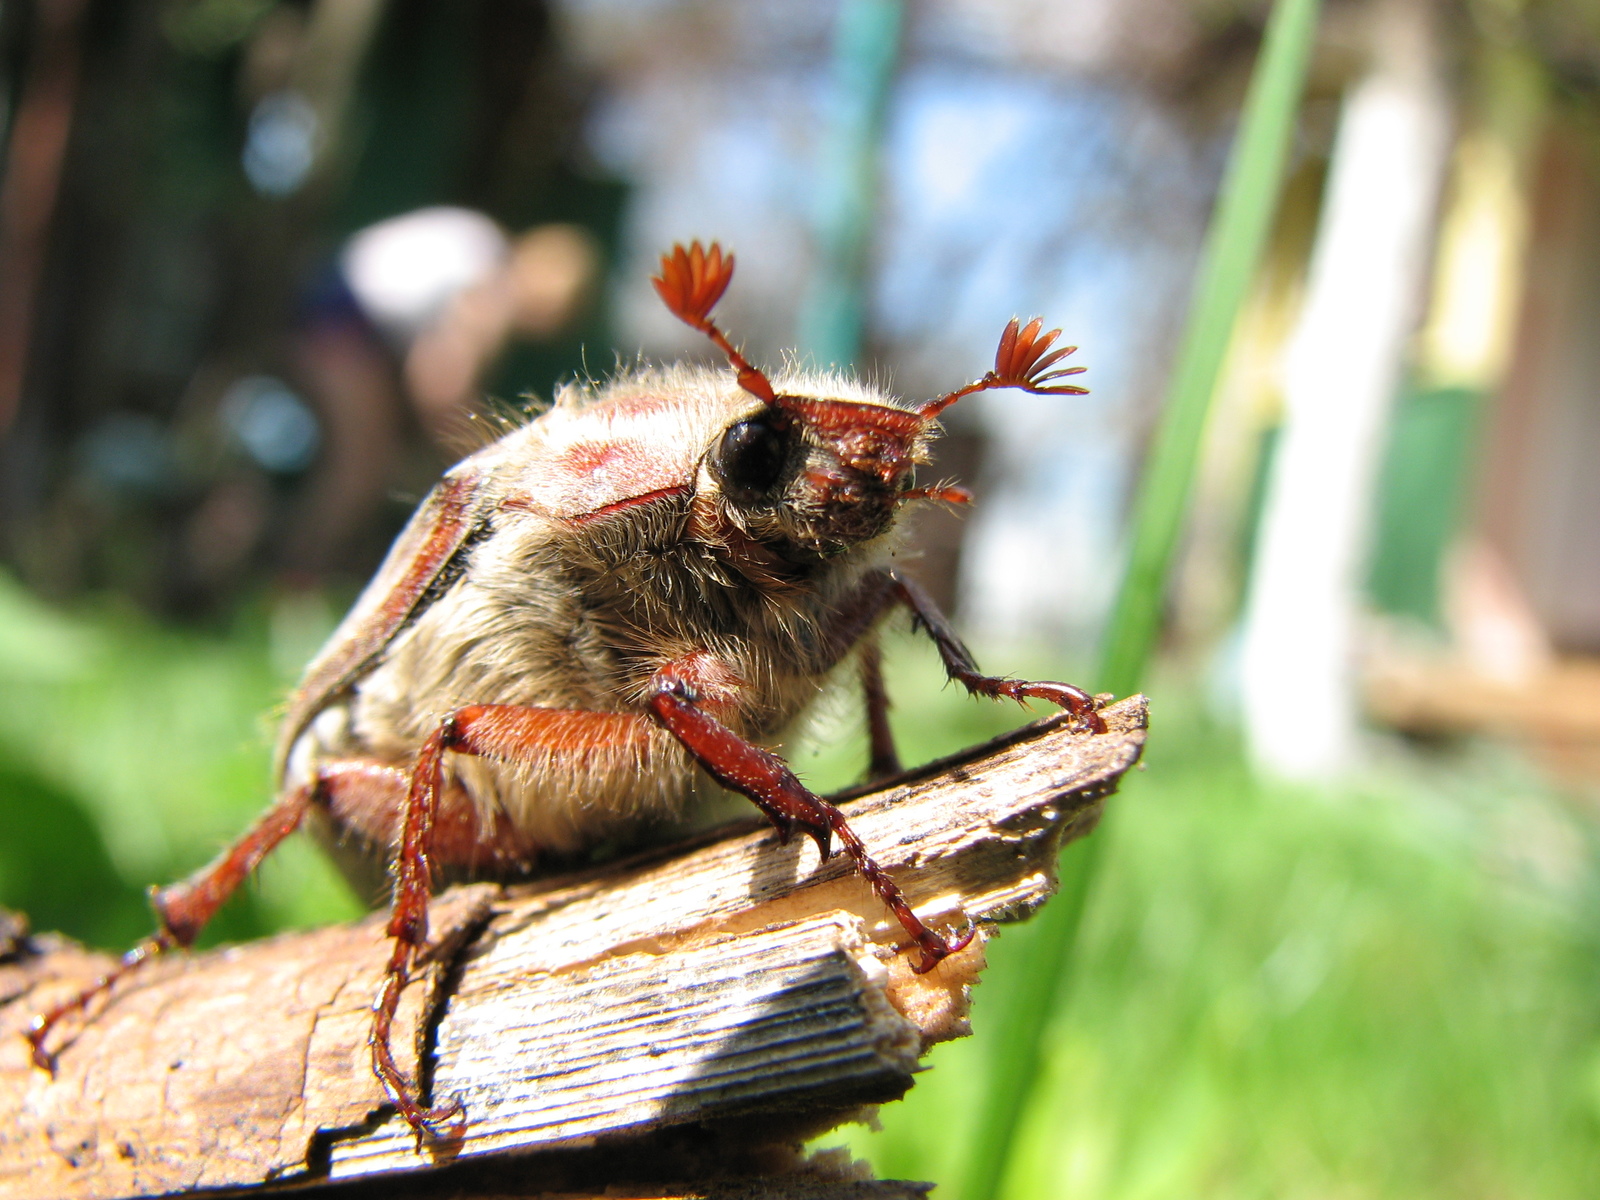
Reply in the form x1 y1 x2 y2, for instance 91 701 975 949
286 209 598 578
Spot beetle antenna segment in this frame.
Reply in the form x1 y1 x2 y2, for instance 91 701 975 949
652 241 778 404
918 317 1089 418
900 484 973 506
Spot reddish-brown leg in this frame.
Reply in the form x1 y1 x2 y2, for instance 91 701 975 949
26 783 313 1071
646 656 970 973
860 636 902 779
371 721 457 1141
372 705 653 1142
885 569 1105 734
821 568 1105 737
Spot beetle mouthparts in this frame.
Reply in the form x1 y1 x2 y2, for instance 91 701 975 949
900 485 973 506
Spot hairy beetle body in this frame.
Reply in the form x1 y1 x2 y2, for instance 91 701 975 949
29 241 1103 1145
287 365 920 864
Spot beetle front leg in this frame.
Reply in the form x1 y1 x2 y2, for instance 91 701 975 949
886 569 1105 734
26 784 313 1071
647 658 971 973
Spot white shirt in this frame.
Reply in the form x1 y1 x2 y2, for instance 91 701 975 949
339 207 509 350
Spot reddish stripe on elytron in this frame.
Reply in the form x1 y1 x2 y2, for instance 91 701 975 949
558 441 627 473
279 473 478 767
506 485 690 525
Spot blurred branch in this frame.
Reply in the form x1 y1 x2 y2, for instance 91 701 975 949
0 0 88 437
0 698 1147 1200
293 0 388 187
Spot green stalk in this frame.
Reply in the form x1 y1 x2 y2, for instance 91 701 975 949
798 0 904 368
1095 0 1322 701
958 0 1324 1195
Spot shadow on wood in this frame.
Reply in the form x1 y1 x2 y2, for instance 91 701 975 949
0 696 1148 1199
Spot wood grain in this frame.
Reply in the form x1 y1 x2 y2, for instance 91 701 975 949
0 697 1147 1199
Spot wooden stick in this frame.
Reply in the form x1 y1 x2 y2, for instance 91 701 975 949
0 697 1147 1200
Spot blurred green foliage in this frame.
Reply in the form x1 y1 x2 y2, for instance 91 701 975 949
1 578 1596 1198
0 573 362 949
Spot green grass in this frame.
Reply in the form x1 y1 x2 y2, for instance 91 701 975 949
2 581 1596 1197
725 635 1600 1197
820 671 1600 1198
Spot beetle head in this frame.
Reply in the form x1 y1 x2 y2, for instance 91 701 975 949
704 386 928 559
653 241 1088 562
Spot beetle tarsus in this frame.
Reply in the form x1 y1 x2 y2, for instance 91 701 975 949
370 951 466 1147
911 919 977 975
24 930 179 1072
878 569 1108 735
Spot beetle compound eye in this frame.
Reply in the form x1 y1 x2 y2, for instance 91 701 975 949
716 416 791 504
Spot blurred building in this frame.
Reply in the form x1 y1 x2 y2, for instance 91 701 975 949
1207 0 1600 782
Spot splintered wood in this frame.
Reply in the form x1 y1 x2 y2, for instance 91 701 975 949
0 697 1147 1199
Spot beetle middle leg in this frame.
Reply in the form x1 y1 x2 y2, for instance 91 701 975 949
834 568 1106 735
374 706 654 1139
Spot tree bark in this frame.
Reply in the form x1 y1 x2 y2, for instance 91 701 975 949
0 697 1147 1200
